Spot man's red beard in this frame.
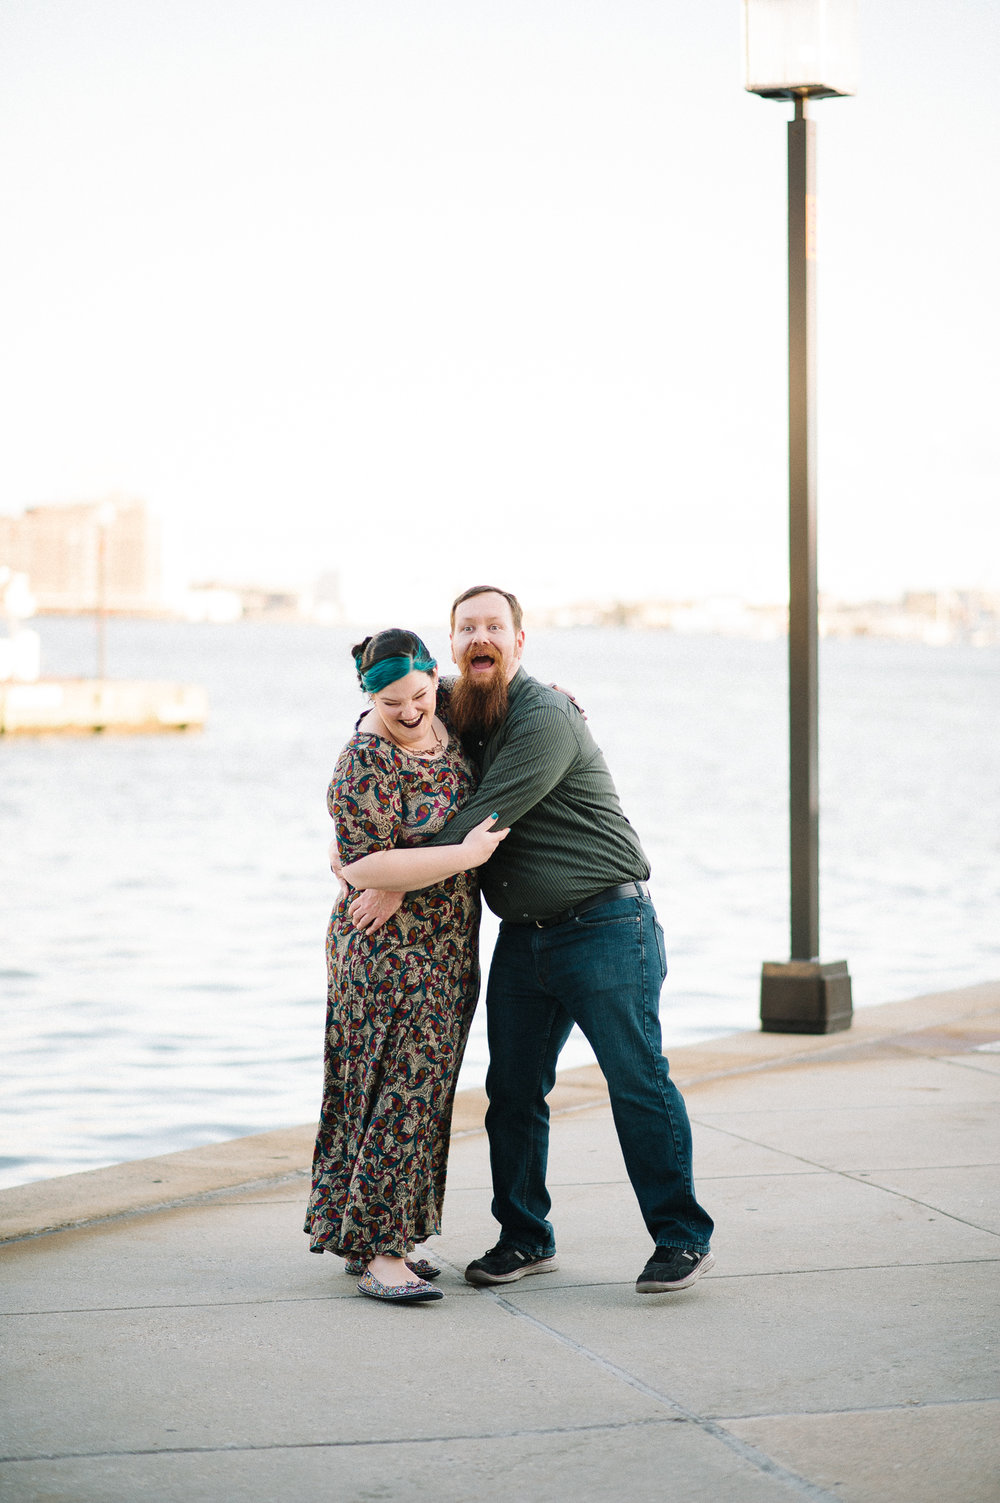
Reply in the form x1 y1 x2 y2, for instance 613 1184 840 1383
449 647 510 737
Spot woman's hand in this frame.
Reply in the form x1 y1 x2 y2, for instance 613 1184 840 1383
460 814 509 868
549 682 587 719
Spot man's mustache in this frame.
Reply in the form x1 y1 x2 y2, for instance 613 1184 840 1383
460 644 499 666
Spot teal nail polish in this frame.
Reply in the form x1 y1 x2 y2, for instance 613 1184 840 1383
490 812 498 819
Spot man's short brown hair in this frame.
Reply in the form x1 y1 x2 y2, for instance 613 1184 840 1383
450 585 523 633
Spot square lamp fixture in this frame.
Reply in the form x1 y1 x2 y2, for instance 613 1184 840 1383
744 0 858 99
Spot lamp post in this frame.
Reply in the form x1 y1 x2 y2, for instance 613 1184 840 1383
745 0 857 1033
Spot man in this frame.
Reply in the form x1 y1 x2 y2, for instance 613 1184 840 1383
354 585 714 1294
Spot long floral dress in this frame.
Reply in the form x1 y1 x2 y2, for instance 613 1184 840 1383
304 724 480 1261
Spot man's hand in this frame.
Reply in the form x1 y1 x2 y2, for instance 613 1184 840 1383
348 888 405 935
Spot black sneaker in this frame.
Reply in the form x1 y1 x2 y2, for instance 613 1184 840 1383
464 1244 559 1286
635 1247 715 1293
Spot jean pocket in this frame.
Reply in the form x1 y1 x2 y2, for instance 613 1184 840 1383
653 918 668 980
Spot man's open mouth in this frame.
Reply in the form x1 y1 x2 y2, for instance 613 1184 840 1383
469 653 497 671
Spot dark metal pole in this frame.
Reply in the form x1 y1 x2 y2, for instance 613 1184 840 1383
759 93 852 1034
788 94 819 960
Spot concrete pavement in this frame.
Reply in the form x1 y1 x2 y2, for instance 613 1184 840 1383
1 980 998 1502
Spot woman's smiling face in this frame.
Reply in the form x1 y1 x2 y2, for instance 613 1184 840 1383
371 669 439 744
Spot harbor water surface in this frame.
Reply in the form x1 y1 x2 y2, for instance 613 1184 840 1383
1 616 997 1189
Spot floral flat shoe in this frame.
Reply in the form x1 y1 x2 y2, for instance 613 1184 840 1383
403 1257 441 1280
356 1269 443 1303
344 1256 441 1279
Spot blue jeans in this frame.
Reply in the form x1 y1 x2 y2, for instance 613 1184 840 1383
483 894 714 1256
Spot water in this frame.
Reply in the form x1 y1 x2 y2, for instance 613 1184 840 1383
1 618 997 1190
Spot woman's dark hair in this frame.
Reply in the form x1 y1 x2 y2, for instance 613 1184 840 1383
351 628 437 694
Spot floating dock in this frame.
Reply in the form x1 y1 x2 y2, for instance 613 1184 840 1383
0 678 208 734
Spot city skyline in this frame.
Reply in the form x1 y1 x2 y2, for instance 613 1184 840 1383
1 1 998 627
3 493 997 619
3 496 997 654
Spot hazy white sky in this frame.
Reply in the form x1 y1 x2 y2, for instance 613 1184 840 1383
1 0 997 621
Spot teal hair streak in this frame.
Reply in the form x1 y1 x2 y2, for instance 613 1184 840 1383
359 652 437 694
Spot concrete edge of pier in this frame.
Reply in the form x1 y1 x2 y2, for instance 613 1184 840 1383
2 978 998 1247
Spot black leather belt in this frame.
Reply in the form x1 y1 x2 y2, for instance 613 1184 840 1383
532 881 649 929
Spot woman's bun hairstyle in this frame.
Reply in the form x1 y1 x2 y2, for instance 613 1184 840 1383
350 635 374 682
351 628 437 693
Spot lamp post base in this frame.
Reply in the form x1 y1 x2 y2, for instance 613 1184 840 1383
760 959 853 1034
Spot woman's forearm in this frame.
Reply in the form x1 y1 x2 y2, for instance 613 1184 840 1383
340 844 468 892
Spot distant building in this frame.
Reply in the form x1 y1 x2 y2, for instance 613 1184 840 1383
178 581 311 623
527 589 999 646
176 585 244 624
0 499 162 614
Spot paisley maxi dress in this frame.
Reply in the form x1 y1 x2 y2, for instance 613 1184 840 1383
304 723 480 1261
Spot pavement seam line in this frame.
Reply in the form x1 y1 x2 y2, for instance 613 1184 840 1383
6 1253 999 1317
696 1122 1000 1236
716 1395 1000 1421
688 1120 992 1190
835 1173 1000 1237
487 1290 843 1503
0 1417 682 1467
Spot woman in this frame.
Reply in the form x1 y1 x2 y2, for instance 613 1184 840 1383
304 628 505 1304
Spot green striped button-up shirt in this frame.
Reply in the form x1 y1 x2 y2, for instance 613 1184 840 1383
431 667 650 923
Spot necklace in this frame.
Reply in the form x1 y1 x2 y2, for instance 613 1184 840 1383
383 718 446 758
